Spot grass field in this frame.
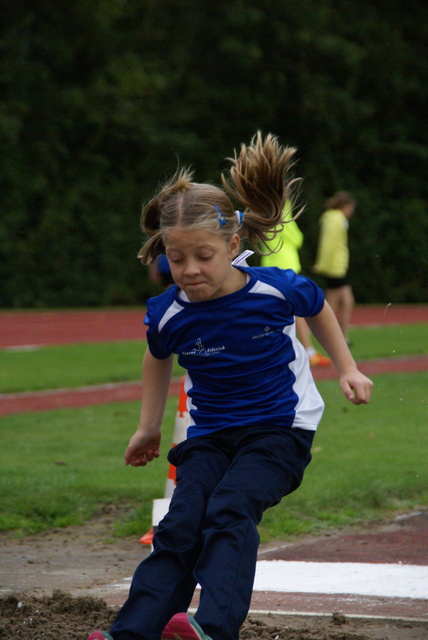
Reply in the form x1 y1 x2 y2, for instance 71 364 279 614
1 322 427 541
1 323 427 394
260 371 427 540
0 325 428 540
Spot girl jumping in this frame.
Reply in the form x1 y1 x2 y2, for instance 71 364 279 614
88 132 373 640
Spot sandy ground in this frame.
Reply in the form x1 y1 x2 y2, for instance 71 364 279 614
1 508 427 640
2 591 427 640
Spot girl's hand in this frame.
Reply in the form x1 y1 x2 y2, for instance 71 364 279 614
124 429 162 467
306 302 373 406
340 370 373 405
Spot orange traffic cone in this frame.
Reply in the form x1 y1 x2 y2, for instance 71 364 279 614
139 376 189 545
164 376 188 498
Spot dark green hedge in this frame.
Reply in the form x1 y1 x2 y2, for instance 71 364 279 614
1 0 427 307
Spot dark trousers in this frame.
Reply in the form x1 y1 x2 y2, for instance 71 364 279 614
110 425 314 640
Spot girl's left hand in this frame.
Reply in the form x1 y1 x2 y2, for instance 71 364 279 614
340 370 373 405
124 428 162 467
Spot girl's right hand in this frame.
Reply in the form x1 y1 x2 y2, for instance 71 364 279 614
124 429 162 467
340 369 373 405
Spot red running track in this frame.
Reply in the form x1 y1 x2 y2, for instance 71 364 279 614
1 305 427 348
0 306 426 416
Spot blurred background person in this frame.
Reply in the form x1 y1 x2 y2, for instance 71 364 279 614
313 191 356 345
262 202 332 367
148 254 174 290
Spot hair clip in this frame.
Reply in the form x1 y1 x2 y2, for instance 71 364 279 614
214 205 227 226
235 210 244 225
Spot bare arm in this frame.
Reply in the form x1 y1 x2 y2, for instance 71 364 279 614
305 301 373 405
124 349 174 467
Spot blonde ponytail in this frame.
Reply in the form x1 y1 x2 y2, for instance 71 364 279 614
137 132 303 264
221 131 303 253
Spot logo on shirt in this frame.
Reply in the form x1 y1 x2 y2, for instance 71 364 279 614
252 326 281 340
182 338 226 357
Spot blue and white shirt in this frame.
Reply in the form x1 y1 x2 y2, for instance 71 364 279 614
145 266 325 438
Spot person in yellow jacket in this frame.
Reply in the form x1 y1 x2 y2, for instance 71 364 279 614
262 202 332 367
313 191 356 344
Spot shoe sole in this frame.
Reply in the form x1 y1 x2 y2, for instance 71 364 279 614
162 612 210 640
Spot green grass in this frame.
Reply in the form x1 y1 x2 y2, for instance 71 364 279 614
1 323 426 394
0 399 175 537
348 322 427 359
1 371 426 540
259 371 428 541
0 341 185 393
314 322 428 360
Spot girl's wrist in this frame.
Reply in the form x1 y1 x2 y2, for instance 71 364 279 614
137 423 161 436
333 356 358 376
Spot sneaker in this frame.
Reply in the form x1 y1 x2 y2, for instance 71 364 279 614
161 613 212 640
309 352 332 367
87 632 114 640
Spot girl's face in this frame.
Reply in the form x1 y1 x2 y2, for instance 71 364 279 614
164 228 243 302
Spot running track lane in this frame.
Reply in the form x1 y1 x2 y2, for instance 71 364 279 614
1 355 427 416
0 306 427 416
1 305 427 348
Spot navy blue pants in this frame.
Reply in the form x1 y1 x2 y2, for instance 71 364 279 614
110 425 314 640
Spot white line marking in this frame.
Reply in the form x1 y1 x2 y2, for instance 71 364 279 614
254 561 428 599
99 561 427 601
